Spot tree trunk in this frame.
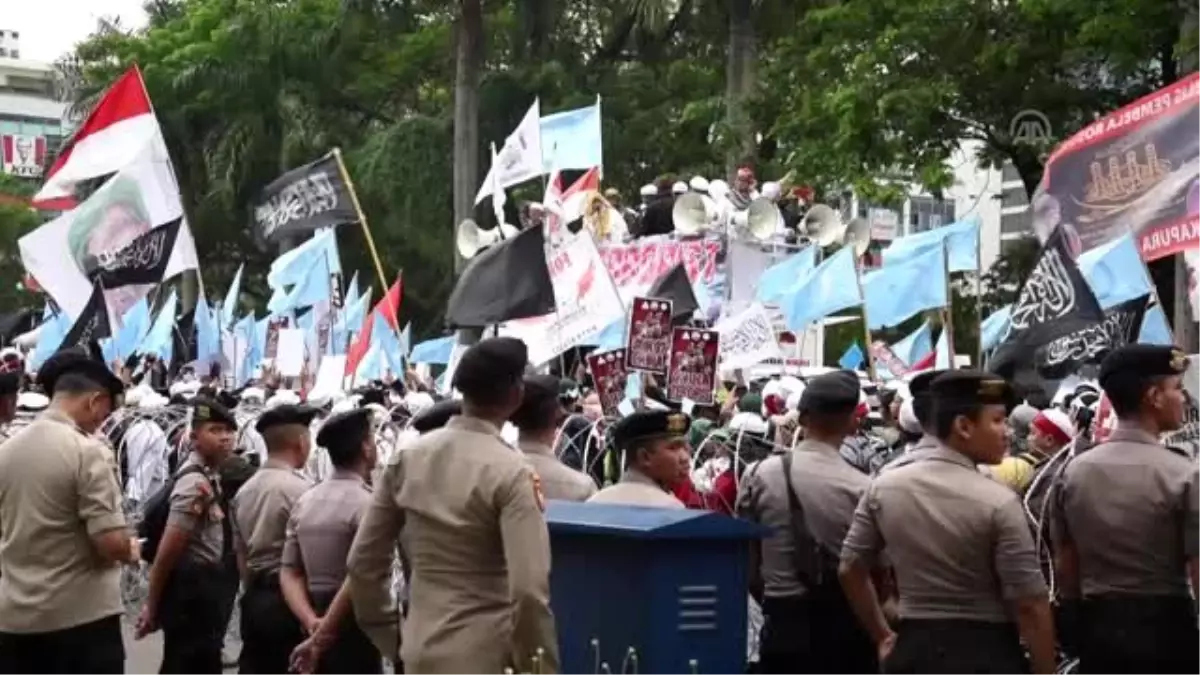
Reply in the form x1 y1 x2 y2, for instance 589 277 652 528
724 0 756 177
1174 4 1199 351
452 0 483 275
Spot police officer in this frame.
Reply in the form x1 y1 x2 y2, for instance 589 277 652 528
737 370 876 673
346 337 558 673
587 410 691 508
0 348 134 673
136 398 240 673
513 374 597 502
1051 345 1198 673
282 408 382 674
840 370 1056 673
877 370 945 473
233 404 319 673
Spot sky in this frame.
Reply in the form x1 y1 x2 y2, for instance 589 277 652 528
6 0 148 64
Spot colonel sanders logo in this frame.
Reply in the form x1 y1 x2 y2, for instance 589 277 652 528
2 135 46 178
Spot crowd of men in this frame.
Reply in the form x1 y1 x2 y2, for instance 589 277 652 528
0 336 1193 674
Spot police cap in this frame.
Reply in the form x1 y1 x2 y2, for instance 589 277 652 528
929 370 1018 411
798 370 860 414
611 409 691 450
255 403 320 434
451 337 528 396
192 397 238 430
316 407 372 448
511 374 561 430
907 369 947 426
410 399 462 433
1098 345 1189 394
38 346 125 402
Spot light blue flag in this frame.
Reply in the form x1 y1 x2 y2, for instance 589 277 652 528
30 311 71 370
113 299 151 362
1078 233 1153 309
398 322 412 357
285 251 335 310
267 285 291 315
755 245 818 305
221 264 244 328
268 228 341 290
934 327 952 369
624 371 643 400
782 246 863 331
254 315 271 361
883 215 980 273
232 315 259 386
195 297 220 364
373 310 404 372
410 336 455 365
540 98 602 173
587 317 627 351
354 342 386 384
839 342 865 370
336 287 372 333
99 338 117 366
139 290 178 363
891 320 934 366
863 244 948 329
297 310 316 332
979 305 1013 352
1138 304 1174 345
343 273 359 314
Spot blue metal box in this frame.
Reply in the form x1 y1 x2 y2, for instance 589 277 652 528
545 501 766 674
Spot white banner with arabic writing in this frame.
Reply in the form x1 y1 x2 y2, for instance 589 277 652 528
714 303 782 370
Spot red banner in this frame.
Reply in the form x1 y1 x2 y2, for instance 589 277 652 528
586 348 629 418
625 297 672 375
666 327 720 405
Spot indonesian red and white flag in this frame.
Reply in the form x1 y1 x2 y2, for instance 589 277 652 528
33 65 168 210
542 166 601 246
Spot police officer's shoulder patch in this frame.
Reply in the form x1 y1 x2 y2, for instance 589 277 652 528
531 470 546 512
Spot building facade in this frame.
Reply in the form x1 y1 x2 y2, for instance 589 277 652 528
0 31 68 183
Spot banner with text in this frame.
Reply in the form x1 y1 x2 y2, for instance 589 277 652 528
666 327 719 404
586 348 629 417
715 303 782 371
626 297 672 374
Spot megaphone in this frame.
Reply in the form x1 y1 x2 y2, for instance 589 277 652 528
844 217 872 256
708 179 730 202
734 196 781 241
672 192 713 236
456 218 519 259
802 204 845 247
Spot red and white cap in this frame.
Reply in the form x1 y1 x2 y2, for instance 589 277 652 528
1031 408 1074 446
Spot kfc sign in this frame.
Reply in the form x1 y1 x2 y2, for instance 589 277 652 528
2 134 46 178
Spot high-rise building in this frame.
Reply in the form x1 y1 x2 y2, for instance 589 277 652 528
0 31 68 182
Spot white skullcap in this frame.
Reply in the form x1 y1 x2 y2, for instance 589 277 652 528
329 398 356 416
1032 408 1075 445
639 184 657 197
404 391 435 413
240 386 266 403
139 393 169 409
17 391 48 411
762 380 783 399
898 399 921 433
672 181 688 194
761 181 781 200
728 411 769 435
689 176 710 193
266 389 300 409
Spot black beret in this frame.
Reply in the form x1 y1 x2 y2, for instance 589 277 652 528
192 397 238 430
255 404 320 434
358 387 387 407
316 408 372 448
452 337 528 393
929 370 1018 410
216 390 240 410
511 374 563 429
611 410 691 450
0 371 20 397
799 370 860 413
38 347 125 402
908 369 947 400
1099 345 1189 393
409 399 462 433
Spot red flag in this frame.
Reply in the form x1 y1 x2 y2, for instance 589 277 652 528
909 351 937 372
345 275 403 376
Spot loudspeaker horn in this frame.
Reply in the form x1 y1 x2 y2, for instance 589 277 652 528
844 217 872 256
456 219 518 259
802 204 845 247
672 192 711 237
744 196 781 241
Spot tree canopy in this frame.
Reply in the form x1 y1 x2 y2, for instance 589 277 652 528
40 0 1195 345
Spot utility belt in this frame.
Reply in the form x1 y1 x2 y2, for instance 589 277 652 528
161 561 234 633
1082 593 1196 627
244 569 282 591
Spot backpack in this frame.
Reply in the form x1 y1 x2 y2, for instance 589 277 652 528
137 464 208 564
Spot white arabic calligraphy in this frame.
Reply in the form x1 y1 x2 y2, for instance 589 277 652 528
95 227 169 274
1042 309 1138 366
1010 248 1076 330
255 171 341 236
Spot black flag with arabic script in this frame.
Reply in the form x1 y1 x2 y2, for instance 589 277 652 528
86 217 182 288
989 226 1106 377
61 281 113 352
1034 294 1149 379
252 153 357 243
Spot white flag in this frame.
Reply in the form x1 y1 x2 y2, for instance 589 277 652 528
474 99 542 203
490 142 506 225
715 303 784 370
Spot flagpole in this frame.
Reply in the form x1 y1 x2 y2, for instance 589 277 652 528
941 240 958 366
331 147 389 298
853 256 878 381
975 221 984 368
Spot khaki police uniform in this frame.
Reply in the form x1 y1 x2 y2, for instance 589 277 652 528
282 470 380 674
587 468 686 508
233 403 318 674
586 410 691 509
159 450 236 674
738 370 876 673
0 408 127 673
347 415 558 673
1051 344 1199 673
520 440 597 502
